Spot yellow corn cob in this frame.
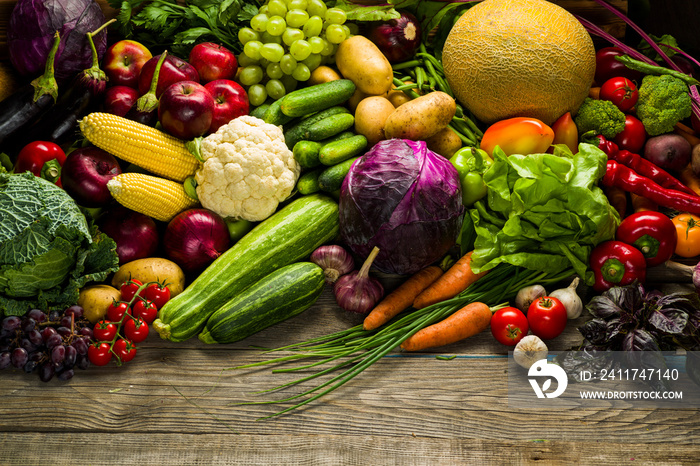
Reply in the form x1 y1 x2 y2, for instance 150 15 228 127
80 112 200 183
107 173 198 222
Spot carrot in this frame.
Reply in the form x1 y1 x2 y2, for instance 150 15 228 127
680 164 700 196
675 122 700 147
604 185 628 219
631 193 657 212
412 251 488 309
363 265 443 331
400 302 492 352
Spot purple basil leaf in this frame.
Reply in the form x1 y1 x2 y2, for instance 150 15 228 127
649 307 689 335
554 349 615 383
622 328 660 352
605 317 622 341
585 295 622 319
578 318 609 345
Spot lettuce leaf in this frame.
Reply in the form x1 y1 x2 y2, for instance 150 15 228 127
469 143 620 285
0 173 119 316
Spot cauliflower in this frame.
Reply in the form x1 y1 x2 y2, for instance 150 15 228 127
636 74 692 136
573 97 626 139
195 115 300 222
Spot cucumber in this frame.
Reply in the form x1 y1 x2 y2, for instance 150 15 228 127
153 194 339 342
305 113 355 141
198 262 325 344
263 98 295 126
280 79 356 117
250 102 271 119
293 140 323 168
296 168 322 195
318 156 361 192
319 134 368 166
284 106 349 149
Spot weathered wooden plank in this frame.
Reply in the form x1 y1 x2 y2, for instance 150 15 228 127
1 433 698 466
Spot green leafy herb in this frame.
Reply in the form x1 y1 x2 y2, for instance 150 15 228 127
468 144 620 285
108 0 261 57
0 173 119 317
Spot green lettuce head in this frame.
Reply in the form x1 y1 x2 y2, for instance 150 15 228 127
0 173 119 316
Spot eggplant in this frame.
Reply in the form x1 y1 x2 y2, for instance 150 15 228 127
125 51 168 127
0 32 61 150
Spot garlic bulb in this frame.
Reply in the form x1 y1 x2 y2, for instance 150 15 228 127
549 277 583 319
333 247 384 314
310 245 355 284
513 335 548 369
514 284 547 313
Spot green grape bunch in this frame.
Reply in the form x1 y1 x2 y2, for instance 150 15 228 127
237 0 354 106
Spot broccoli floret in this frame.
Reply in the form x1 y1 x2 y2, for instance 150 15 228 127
636 74 692 136
574 97 626 139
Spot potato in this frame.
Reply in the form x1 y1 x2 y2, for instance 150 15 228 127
347 87 369 112
78 285 121 324
386 83 414 108
307 65 341 86
112 257 186 297
335 36 393 96
383 91 456 141
425 126 463 158
354 96 396 147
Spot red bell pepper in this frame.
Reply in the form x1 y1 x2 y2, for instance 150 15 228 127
13 141 66 186
597 135 697 197
615 211 677 267
590 240 647 292
602 161 700 216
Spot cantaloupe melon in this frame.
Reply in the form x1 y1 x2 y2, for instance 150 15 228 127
442 0 596 126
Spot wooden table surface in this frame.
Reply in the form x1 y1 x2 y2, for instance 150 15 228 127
1 267 698 465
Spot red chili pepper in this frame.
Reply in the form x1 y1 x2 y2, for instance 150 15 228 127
597 135 696 197
602 161 700 216
589 240 647 292
615 211 677 267
14 141 66 186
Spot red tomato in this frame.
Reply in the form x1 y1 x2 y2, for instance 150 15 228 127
132 299 158 324
106 301 131 322
142 283 171 309
113 338 137 363
490 307 529 346
120 279 143 302
93 320 118 342
594 47 642 85
599 77 638 112
87 341 113 366
527 297 568 340
14 141 67 186
124 317 149 343
613 114 647 153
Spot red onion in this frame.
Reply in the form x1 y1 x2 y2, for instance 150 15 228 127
99 206 159 265
60 147 122 207
164 208 231 273
368 11 422 64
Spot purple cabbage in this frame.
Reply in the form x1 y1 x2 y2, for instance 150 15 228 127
339 139 464 275
8 0 107 83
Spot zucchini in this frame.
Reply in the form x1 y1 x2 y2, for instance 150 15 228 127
284 106 349 149
319 156 361 192
280 79 356 117
153 194 339 342
319 134 368 166
198 262 325 344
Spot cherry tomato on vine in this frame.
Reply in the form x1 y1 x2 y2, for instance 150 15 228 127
490 307 529 346
613 114 646 153
132 299 158 324
142 283 171 309
672 213 700 258
93 320 118 342
113 338 137 363
527 297 568 340
106 301 130 322
124 316 149 343
88 341 113 366
120 279 143 302
599 77 639 112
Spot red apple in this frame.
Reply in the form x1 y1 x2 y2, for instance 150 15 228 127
102 40 153 88
204 79 249 132
60 147 122 208
158 81 215 140
103 85 139 116
138 54 200 97
188 42 238 83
